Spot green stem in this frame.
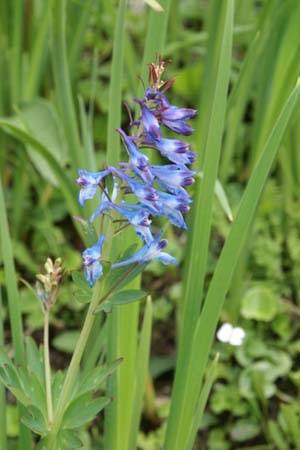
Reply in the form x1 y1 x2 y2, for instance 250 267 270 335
46 261 137 448
46 281 103 448
44 307 53 427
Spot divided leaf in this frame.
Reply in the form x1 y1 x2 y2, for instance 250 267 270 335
62 393 110 429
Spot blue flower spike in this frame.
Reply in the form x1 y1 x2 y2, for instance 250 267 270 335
77 58 197 284
82 235 106 287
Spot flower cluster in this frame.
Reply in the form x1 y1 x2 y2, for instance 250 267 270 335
77 59 197 287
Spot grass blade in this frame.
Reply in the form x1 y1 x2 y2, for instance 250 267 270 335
0 289 7 450
50 0 83 170
0 176 32 449
0 120 80 218
127 297 152 450
182 78 300 450
164 3 233 449
186 353 219 450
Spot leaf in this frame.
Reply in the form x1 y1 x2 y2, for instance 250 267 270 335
26 337 45 385
58 429 83 449
108 289 147 305
197 172 233 221
230 419 261 442
71 272 91 293
52 370 65 412
268 420 289 450
241 286 278 321
105 262 148 294
21 405 47 436
127 297 152 450
143 0 164 11
62 393 111 429
52 331 80 353
0 347 12 366
77 358 123 397
0 120 80 216
73 291 93 304
186 354 219 450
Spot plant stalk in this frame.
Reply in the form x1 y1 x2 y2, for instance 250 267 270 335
44 306 53 427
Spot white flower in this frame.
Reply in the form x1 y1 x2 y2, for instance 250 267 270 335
217 322 246 346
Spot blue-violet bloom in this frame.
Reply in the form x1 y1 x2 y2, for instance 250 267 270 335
82 234 106 287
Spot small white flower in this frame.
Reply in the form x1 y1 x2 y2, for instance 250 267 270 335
217 322 246 346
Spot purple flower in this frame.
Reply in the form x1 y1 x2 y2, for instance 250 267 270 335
112 232 178 268
155 191 192 229
160 106 197 122
111 204 153 243
76 169 111 206
82 235 106 286
90 178 119 222
117 128 153 183
142 136 197 165
151 164 196 194
109 167 160 213
135 100 161 140
161 119 195 136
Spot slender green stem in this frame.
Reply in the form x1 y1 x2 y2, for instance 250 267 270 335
44 307 53 427
46 261 138 448
46 281 103 448
0 290 7 450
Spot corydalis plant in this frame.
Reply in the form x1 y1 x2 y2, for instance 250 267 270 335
77 58 197 286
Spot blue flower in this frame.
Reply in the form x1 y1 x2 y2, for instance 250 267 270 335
117 128 153 183
112 232 178 268
89 178 119 222
151 164 196 194
155 191 192 229
111 203 153 243
135 100 161 140
142 135 197 165
109 167 160 213
77 169 111 206
82 235 106 286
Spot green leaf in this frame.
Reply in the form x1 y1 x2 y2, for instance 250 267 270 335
268 420 289 450
127 297 152 450
0 121 80 217
73 291 93 304
52 331 80 353
105 262 148 294
52 371 65 412
230 419 261 442
21 405 47 436
62 393 111 429
0 347 12 366
108 289 147 305
16 99 67 185
58 429 82 449
77 358 123 397
241 286 278 321
26 337 45 386
143 0 164 11
71 272 91 293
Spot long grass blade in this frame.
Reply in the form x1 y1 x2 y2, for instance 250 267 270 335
186 353 219 450
0 176 32 449
24 2 51 101
164 3 233 449
50 0 83 170
181 78 300 450
0 289 7 450
127 297 152 450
